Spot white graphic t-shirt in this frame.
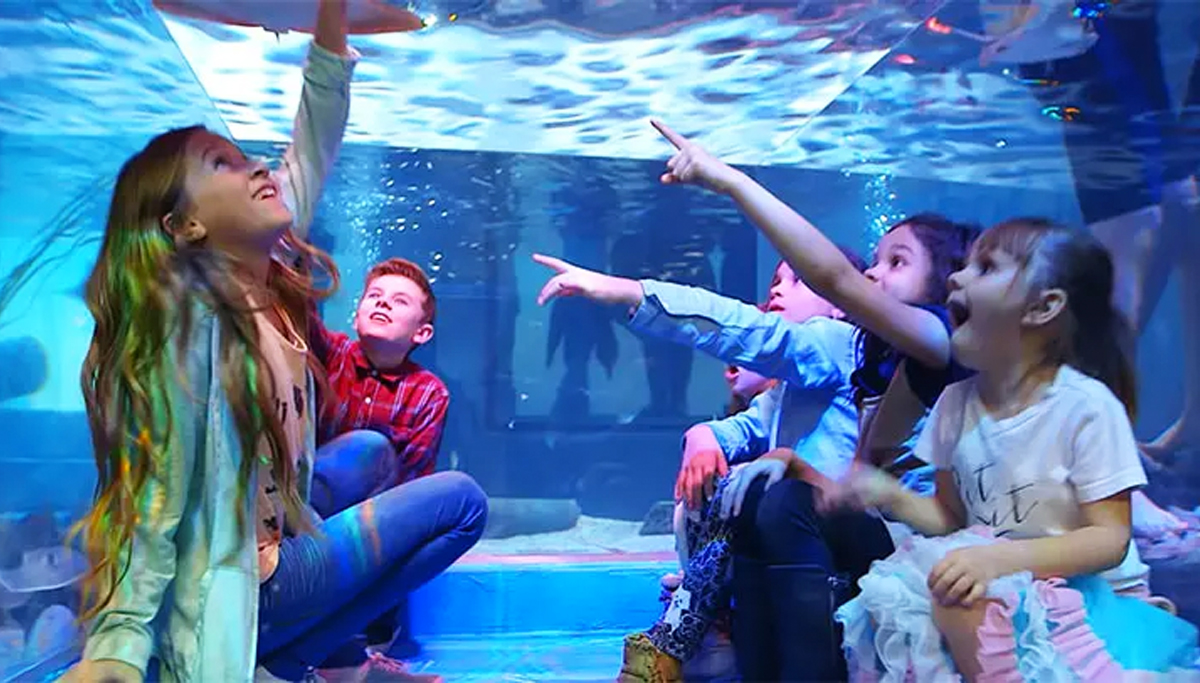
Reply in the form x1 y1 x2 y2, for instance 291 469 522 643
917 365 1150 593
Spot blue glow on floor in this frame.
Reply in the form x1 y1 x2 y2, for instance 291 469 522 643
403 631 627 682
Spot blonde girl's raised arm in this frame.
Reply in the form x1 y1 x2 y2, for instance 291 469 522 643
279 0 357 242
869 469 965 537
870 382 967 536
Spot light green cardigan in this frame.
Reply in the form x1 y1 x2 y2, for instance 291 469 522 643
81 40 357 682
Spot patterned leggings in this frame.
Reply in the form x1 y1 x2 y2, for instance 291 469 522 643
643 472 896 664
644 475 738 662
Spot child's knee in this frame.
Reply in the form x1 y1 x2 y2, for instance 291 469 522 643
931 598 993 631
433 471 489 529
316 428 392 468
753 478 818 544
351 429 393 459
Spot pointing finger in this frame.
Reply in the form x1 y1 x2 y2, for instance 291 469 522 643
532 253 574 273
650 119 689 150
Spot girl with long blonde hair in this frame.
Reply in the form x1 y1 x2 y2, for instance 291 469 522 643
59 3 485 680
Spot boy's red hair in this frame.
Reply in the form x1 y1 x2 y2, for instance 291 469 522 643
365 257 436 324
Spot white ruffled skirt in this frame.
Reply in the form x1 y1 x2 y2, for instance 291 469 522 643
836 526 1200 682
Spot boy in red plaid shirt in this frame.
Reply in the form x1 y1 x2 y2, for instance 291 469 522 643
309 257 451 513
309 257 479 660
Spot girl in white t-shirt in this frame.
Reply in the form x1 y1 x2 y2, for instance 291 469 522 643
981 0 1200 466
825 218 1199 680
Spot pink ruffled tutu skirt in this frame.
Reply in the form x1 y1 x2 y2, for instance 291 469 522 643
836 526 1200 682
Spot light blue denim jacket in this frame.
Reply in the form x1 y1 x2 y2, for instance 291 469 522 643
627 280 860 481
80 40 356 682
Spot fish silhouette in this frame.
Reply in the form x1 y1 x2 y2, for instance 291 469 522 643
545 297 618 378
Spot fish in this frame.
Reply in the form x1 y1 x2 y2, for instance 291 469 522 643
152 0 426 35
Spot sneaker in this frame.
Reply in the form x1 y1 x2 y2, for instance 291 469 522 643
616 633 681 683
318 651 443 683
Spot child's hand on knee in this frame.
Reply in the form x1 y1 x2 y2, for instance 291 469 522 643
928 545 1004 608
719 458 787 520
676 448 727 510
532 254 644 308
676 429 730 510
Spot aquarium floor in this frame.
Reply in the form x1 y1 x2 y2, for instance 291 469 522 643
468 515 675 556
18 535 1200 682
27 633 632 682
392 631 627 682
18 551 678 683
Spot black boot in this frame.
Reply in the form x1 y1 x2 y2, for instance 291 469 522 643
731 555 778 682
767 564 850 682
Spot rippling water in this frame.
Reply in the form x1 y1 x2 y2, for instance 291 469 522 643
0 0 1093 191
5 0 1200 198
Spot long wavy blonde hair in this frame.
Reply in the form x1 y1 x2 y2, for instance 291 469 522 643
71 126 339 621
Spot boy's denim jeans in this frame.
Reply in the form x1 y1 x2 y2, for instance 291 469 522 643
257 431 487 678
309 429 401 517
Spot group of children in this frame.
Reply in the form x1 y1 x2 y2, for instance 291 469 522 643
534 119 1200 680
54 0 1200 681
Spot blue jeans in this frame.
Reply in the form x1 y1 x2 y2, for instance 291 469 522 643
730 477 892 682
256 467 488 678
310 429 398 518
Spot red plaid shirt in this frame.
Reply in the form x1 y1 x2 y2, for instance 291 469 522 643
311 319 449 485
